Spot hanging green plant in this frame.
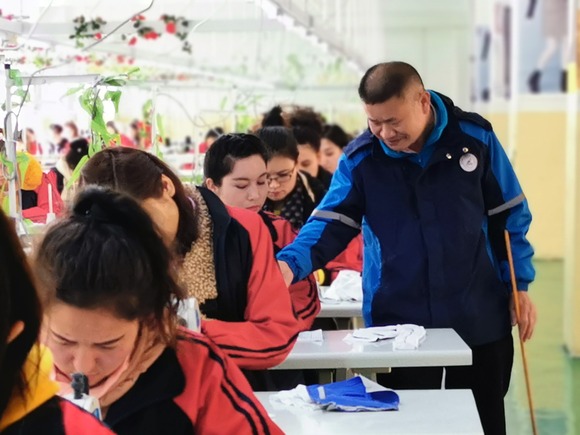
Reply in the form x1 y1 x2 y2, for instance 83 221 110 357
63 67 139 188
69 15 107 47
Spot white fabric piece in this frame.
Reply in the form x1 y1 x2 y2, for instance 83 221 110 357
393 325 426 351
323 270 363 301
343 324 426 350
269 384 318 410
297 329 324 342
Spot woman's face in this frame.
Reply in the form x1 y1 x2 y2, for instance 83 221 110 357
319 138 343 174
140 175 180 246
297 144 319 178
266 156 298 202
208 155 268 211
44 303 139 388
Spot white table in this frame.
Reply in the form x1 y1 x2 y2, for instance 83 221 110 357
256 389 483 434
272 329 472 371
318 300 362 318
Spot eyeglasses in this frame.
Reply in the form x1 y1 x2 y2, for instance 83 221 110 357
267 167 295 185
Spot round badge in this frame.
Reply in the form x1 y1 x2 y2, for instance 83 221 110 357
459 153 478 172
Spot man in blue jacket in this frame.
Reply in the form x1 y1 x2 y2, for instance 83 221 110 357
277 61 537 435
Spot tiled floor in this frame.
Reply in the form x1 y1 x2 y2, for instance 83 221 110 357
505 260 579 435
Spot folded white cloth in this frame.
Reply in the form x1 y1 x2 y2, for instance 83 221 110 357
343 324 426 350
392 324 426 350
297 329 324 342
322 270 363 301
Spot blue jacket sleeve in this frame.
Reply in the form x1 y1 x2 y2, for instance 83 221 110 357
277 153 363 282
480 128 535 290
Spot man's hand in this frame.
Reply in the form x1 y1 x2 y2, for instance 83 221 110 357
277 260 294 287
510 291 537 342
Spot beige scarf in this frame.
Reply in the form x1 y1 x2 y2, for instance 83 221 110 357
177 187 218 316
54 326 165 417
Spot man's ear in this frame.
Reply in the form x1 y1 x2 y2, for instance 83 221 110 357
7 321 25 344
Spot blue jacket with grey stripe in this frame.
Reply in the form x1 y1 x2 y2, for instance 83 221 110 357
278 91 535 346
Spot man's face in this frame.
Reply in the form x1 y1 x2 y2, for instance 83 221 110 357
364 87 431 153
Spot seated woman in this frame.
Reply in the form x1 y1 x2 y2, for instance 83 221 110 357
320 124 351 175
0 209 112 434
257 126 362 284
36 187 282 434
257 126 326 230
203 133 319 331
80 148 298 377
18 152 64 224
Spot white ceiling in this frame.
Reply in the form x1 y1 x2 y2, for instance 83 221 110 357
0 0 471 88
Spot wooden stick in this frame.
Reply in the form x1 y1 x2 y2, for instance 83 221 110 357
504 230 538 435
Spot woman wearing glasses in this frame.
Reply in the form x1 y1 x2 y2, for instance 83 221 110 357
258 126 363 287
257 126 326 230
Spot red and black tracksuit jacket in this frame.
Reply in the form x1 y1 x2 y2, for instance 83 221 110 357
259 211 320 331
195 188 298 370
104 328 282 435
2 397 115 435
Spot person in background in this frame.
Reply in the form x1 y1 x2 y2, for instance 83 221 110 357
49 124 68 155
257 125 360 286
81 148 299 388
288 107 333 189
50 138 89 202
277 61 537 435
257 125 326 230
198 127 224 154
63 122 79 143
203 133 319 332
106 121 136 148
37 187 282 434
320 124 351 174
0 208 114 434
18 152 64 224
25 128 43 156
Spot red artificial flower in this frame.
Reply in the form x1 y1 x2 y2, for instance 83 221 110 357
129 36 137 46
144 31 159 40
117 55 125 63
95 32 102 40
131 14 145 22
166 21 176 34
74 55 83 62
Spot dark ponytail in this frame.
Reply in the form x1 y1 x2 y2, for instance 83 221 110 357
35 186 184 345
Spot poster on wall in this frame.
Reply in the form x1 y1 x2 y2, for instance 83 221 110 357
471 25 492 102
519 0 570 94
491 0 513 100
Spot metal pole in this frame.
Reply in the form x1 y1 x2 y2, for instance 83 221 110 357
4 63 20 219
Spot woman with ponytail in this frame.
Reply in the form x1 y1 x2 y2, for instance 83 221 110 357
36 187 282 435
0 209 113 435
80 148 299 386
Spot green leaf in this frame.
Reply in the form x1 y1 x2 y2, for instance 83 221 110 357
156 113 165 139
65 155 90 189
63 84 86 97
126 67 140 76
9 69 23 86
104 90 122 113
102 78 126 87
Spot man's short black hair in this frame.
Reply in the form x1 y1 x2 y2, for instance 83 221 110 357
358 61 424 105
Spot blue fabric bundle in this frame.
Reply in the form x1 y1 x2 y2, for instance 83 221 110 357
306 376 399 412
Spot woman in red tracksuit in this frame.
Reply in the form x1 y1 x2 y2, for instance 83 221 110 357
81 148 298 384
0 208 113 435
203 133 320 331
37 187 282 435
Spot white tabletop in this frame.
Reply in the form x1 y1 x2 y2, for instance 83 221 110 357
256 389 483 435
318 299 362 318
272 329 472 370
